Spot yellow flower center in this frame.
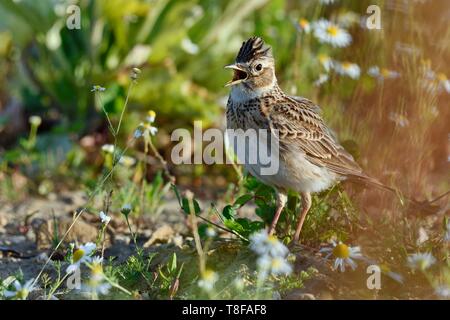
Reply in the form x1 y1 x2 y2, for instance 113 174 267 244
326 25 339 37
418 259 429 270
147 110 156 119
380 264 390 273
91 263 103 276
267 235 278 244
16 289 29 300
271 258 282 269
381 68 391 77
333 243 350 258
437 73 447 81
73 249 85 263
299 19 309 28
318 54 329 64
342 62 352 70
420 59 431 68
202 270 216 282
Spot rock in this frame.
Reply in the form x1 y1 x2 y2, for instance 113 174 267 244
284 289 316 300
170 234 184 248
34 252 49 263
0 98 26 147
143 224 175 248
0 213 7 230
29 288 58 300
31 216 103 249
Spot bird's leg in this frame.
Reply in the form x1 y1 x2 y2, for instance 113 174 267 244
268 193 287 235
293 192 312 243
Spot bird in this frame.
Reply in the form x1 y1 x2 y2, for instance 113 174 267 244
224 36 404 244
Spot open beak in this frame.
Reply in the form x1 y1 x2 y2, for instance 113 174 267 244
224 64 248 87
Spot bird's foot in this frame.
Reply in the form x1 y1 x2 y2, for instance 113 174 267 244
288 237 300 250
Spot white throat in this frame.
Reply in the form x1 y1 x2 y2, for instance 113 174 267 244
230 79 277 103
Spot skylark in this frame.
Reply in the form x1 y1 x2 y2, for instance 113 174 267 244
225 36 393 243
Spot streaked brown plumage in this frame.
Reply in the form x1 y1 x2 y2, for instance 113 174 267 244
225 36 390 243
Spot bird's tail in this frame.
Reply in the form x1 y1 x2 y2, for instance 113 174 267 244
350 174 449 215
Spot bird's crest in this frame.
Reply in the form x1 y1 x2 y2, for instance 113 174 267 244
235 36 272 63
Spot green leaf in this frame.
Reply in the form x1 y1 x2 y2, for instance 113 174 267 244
222 205 236 219
197 223 209 238
249 221 265 232
223 218 246 235
181 198 201 216
169 253 177 273
233 194 253 208
172 185 183 207
255 205 275 224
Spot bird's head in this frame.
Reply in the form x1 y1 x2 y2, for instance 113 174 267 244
225 37 277 95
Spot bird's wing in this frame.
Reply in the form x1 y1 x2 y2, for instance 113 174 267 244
265 95 364 178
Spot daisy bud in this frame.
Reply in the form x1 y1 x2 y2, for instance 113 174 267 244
146 110 156 123
121 204 132 216
130 67 142 81
29 116 42 127
91 85 106 92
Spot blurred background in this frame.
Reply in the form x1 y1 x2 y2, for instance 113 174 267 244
0 0 448 203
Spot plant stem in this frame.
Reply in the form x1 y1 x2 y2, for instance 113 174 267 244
116 82 134 137
187 191 205 274
125 215 138 249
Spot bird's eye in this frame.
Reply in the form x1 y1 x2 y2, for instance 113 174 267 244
255 64 263 72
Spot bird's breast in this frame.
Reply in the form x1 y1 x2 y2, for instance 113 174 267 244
226 97 268 131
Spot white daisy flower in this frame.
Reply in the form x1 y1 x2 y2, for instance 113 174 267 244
421 65 450 94
257 255 293 276
146 110 156 123
119 155 136 167
233 277 245 290
66 242 97 274
249 230 289 258
3 279 34 300
135 110 158 139
89 256 105 281
91 256 103 264
198 269 218 292
314 73 329 87
82 257 111 296
184 5 204 27
181 37 199 55
444 221 450 241
319 0 336 5
407 252 436 271
337 11 360 28
435 285 450 298
317 54 333 72
334 61 360 79
83 281 111 297
297 18 311 33
205 226 217 238
380 264 404 284
135 123 158 138
368 66 400 81
320 241 364 272
388 112 409 127
91 85 106 92
101 144 115 154
133 128 143 138
99 211 111 225
436 73 450 93
313 19 352 48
